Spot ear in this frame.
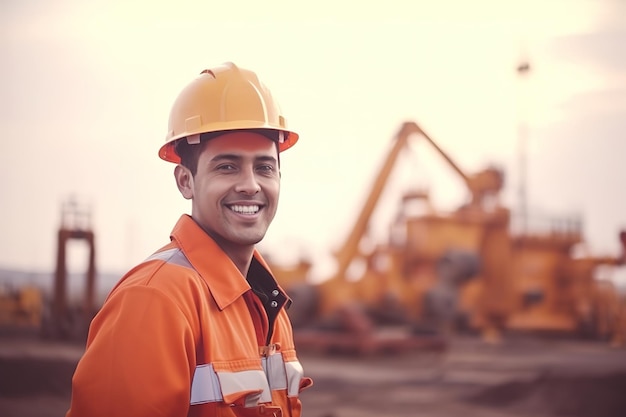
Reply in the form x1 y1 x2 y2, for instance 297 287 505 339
174 165 194 200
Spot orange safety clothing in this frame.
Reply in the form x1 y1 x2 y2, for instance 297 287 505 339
67 215 312 417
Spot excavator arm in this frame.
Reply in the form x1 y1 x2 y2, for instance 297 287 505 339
332 122 421 279
332 120 502 281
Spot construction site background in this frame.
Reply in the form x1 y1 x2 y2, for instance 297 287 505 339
1 121 625 417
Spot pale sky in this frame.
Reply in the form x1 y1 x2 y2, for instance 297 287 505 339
1 0 625 287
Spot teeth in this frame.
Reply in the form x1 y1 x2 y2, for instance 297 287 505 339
229 205 260 214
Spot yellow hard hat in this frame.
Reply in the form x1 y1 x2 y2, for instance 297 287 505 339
159 62 299 163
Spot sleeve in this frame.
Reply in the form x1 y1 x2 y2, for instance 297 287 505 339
66 285 197 417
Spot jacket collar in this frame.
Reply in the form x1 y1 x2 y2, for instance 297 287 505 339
169 215 288 310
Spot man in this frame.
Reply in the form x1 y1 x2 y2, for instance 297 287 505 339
67 62 312 417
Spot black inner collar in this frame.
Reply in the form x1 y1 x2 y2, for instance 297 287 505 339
246 257 290 344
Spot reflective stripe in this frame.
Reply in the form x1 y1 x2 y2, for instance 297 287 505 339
190 364 222 405
144 248 193 269
190 367 269 405
190 354 305 405
263 354 287 391
219 369 272 406
285 360 305 397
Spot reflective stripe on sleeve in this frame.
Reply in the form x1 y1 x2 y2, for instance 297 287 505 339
263 353 305 397
285 360 305 397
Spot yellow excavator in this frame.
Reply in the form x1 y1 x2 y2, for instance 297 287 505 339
270 121 626 353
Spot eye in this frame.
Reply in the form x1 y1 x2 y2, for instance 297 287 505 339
257 164 276 174
216 163 236 171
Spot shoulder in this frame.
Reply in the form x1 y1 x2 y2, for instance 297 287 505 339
105 247 211 318
115 247 204 292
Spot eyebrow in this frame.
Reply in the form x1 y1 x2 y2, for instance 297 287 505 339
210 154 278 165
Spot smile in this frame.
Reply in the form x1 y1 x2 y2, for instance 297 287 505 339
228 204 260 215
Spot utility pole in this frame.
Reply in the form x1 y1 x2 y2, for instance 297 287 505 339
517 60 531 234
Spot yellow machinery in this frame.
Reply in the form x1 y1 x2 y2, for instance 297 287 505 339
0 284 43 329
502 231 626 343
271 121 626 351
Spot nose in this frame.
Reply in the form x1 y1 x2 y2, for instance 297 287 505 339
235 166 260 195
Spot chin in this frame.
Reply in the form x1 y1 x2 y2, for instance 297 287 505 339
235 232 266 246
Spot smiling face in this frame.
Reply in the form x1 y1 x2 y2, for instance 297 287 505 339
174 131 280 259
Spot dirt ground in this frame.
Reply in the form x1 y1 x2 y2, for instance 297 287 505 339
1 331 626 417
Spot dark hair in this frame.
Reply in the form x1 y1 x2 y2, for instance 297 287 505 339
174 129 282 176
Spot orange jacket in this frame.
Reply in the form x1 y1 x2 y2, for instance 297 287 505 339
67 215 312 417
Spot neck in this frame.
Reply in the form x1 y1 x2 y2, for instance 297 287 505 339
225 247 255 277
210 236 255 276
192 219 257 276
